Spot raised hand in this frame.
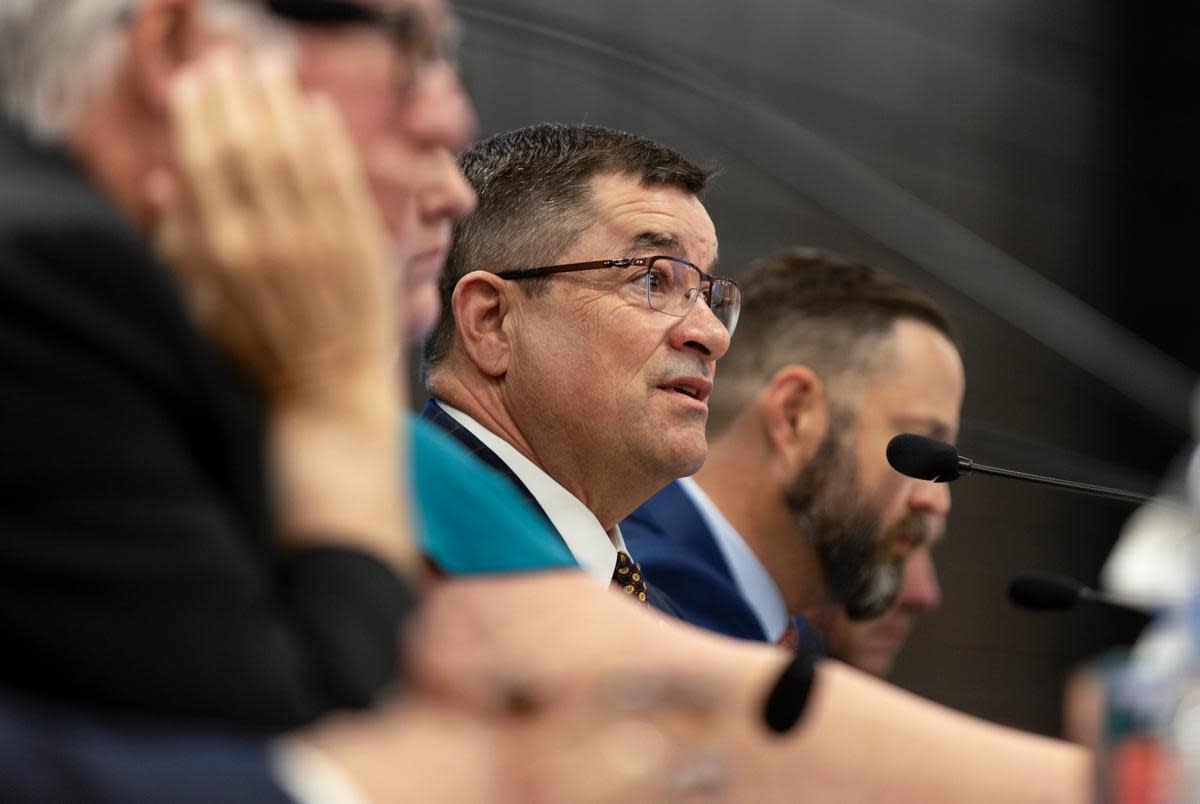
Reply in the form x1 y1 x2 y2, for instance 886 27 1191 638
161 49 400 407
157 49 415 574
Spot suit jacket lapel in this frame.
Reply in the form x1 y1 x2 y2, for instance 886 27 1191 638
419 398 547 522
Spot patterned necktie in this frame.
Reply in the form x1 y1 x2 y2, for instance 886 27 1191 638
612 550 649 604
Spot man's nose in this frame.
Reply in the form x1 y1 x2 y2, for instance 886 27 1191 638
909 473 952 517
670 293 731 360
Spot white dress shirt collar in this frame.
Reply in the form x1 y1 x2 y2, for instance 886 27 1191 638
435 400 626 586
676 476 790 641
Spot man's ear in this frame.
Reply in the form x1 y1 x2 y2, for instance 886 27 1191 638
127 0 205 115
758 364 828 475
450 271 514 377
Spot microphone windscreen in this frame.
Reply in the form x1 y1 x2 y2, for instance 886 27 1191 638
763 650 816 734
886 433 960 481
1008 571 1085 611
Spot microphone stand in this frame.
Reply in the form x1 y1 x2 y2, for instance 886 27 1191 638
957 458 1154 505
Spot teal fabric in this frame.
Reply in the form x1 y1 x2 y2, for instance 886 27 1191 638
409 415 577 574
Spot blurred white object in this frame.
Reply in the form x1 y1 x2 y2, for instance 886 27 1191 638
1102 497 1200 608
1102 383 1200 608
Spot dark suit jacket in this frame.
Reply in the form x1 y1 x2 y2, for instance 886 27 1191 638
419 399 683 615
623 481 821 649
0 688 292 804
0 121 411 729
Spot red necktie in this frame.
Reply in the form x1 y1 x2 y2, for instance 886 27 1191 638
612 550 649 604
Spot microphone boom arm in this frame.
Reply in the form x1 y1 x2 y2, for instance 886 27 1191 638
959 458 1153 505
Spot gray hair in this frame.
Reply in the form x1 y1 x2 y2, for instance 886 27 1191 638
0 0 292 142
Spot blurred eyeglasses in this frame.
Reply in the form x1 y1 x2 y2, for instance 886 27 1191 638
264 0 458 90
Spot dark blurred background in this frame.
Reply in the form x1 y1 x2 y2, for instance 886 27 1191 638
428 0 1200 736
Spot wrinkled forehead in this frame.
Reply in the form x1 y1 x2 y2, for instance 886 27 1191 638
584 172 719 271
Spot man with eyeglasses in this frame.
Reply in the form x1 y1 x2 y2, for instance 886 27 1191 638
420 122 741 608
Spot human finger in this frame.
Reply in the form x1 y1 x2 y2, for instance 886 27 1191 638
205 50 295 248
170 53 254 273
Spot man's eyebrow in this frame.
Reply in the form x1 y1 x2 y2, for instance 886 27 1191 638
623 232 684 257
621 232 720 272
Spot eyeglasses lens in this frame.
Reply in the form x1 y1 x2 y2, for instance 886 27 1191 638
648 257 739 335
709 281 741 336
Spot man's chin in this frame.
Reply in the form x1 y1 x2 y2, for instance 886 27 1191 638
860 627 912 676
640 438 707 490
854 648 901 678
665 430 708 476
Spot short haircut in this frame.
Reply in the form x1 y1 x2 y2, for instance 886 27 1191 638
706 247 959 437
421 122 713 377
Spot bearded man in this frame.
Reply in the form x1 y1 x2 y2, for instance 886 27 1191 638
623 248 959 676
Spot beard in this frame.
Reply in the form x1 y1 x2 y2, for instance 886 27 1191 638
783 417 910 621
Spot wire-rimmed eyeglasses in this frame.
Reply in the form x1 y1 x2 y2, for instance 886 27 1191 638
496 255 742 335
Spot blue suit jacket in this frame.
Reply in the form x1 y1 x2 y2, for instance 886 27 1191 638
419 399 683 615
623 481 821 649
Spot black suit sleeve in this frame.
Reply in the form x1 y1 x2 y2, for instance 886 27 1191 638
0 131 413 729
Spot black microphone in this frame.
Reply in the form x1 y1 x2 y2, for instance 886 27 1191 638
762 650 816 734
886 433 1153 505
1008 570 1154 616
